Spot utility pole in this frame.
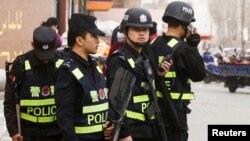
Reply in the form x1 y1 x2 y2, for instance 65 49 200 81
82 0 87 14
237 0 245 57
241 0 246 57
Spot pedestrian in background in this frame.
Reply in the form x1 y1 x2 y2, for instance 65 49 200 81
149 21 158 42
107 26 125 59
42 17 62 49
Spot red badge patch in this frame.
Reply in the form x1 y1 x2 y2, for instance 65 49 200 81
42 86 50 96
9 74 15 81
99 89 106 100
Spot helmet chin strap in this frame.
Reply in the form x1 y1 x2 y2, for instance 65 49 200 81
181 25 189 40
127 34 149 48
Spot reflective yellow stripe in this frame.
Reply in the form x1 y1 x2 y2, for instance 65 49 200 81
20 112 55 123
96 66 103 73
151 115 156 120
127 58 135 68
72 68 84 80
158 56 165 64
170 93 195 100
38 116 56 123
156 91 163 98
24 60 31 70
56 59 64 68
75 124 103 134
126 110 145 121
20 98 55 106
126 110 155 121
181 93 195 100
156 91 194 100
133 95 149 103
133 93 163 103
167 38 178 48
20 112 37 122
83 102 109 114
165 71 176 78
141 82 147 88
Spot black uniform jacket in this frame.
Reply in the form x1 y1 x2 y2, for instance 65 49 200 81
106 43 159 139
55 50 103 141
4 50 59 137
150 35 206 131
151 35 206 91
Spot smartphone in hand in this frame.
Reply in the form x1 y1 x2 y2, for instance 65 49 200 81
158 54 172 71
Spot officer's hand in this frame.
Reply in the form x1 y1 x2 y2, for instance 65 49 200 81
186 33 200 47
103 121 115 140
119 136 133 141
157 60 172 76
11 133 23 141
186 26 200 47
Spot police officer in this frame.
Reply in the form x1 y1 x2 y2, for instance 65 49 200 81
106 8 171 141
150 1 206 141
54 14 114 141
4 26 63 141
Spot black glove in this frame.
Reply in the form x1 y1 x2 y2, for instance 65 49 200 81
186 33 201 47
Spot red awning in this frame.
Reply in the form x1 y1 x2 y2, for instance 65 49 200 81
201 35 213 40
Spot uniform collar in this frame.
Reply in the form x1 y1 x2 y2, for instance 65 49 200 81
69 50 92 66
162 34 180 41
29 50 56 66
122 42 141 59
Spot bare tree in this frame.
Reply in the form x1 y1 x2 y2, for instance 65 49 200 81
208 0 238 47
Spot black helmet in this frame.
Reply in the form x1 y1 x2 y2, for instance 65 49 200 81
119 8 153 31
162 1 195 23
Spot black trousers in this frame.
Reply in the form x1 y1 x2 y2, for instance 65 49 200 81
23 134 62 141
167 129 188 141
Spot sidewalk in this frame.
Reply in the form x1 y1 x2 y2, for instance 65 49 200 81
0 92 11 141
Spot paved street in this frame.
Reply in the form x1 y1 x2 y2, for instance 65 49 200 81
189 82 250 141
0 92 10 141
0 82 250 141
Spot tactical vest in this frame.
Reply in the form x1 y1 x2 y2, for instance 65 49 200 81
65 59 108 138
20 59 64 124
151 37 195 101
114 50 159 123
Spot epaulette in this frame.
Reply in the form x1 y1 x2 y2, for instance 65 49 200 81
14 54 26 64
114 49 127 61
11 54 28 72
61 58 74 69
56 50 70 60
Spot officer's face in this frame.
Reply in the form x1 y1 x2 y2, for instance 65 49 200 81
81 32 100 54
127 27 150 43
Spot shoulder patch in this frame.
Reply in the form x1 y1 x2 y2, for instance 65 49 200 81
118 55 126 61
167 38 179 48
61 59 74 69
62 62 71 69
110 49 127 61
14 54 26 64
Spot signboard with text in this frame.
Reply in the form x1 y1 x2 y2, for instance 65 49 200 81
0 0 55 68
